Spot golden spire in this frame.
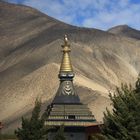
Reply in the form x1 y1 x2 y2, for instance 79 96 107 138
60 35 73 72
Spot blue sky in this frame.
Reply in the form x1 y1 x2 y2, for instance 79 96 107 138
6 0 140 30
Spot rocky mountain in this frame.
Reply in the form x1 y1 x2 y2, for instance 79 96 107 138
108 25 140 40
0 1 140 133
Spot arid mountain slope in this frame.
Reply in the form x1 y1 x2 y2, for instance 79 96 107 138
108 25 140 40
0 2 140 133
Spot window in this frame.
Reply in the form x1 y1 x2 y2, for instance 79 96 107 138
68 115 75 120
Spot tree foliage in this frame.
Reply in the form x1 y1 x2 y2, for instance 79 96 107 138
101 75 140 140
53 125 66 140
91 133 106 140
15 99 48 140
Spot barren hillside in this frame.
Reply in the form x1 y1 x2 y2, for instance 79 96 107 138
108 25 140 40
0 1 140 133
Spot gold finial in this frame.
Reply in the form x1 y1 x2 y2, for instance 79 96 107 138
64 35 68 45
60 35 73 72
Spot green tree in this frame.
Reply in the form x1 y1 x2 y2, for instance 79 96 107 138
15 99 48 140
101 75 140 140
53 125 66 140
134 74 140 138
91 133 106 140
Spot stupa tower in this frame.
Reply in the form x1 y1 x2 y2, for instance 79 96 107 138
52 35 80 104
45 35 98 140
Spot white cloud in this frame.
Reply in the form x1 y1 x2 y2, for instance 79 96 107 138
82 0 140 30
7 0 140 30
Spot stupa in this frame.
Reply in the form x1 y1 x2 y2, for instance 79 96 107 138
45 35 99 140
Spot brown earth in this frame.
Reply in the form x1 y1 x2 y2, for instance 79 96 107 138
0 1 140 133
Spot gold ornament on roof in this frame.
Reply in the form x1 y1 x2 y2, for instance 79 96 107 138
60 35 73 72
